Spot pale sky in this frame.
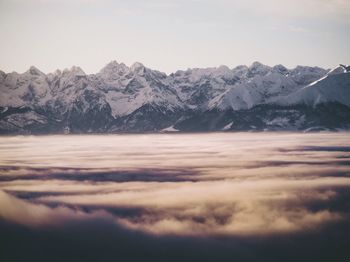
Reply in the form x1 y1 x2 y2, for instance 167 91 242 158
0 0 349 74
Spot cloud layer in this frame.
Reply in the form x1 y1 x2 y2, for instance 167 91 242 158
1 133 350 261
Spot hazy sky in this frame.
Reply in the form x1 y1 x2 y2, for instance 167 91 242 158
0 0 349 74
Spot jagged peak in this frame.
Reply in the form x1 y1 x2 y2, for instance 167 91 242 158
130 62 147 76
103 60 121 69
0 70 6 82
100 60 129 74
70 66 85 74
62 66 85 76
131 62 146 70
249 61 266 69
339 64 350 73
217 65 231 72
26 66 44 76
106 60 119 67
292 65 326 72
233 65 249 71
294 65 310 71
173 65 234 81
248 61 271 77
54 69 62 75
273 64 289 74
326 65 348 76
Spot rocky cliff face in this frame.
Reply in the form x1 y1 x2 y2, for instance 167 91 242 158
0 61 349 134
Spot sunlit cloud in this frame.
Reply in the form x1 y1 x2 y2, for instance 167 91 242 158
0 190 114 227
1 133 350 237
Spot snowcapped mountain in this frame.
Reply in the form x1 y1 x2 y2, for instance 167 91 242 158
209 63 328 111
0 61 349 133
95 61 184 117
277 65 350 107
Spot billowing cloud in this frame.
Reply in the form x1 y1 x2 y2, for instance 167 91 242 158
0 190 114 227
1 133 350 261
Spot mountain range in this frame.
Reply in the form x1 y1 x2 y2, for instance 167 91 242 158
0 61 349 134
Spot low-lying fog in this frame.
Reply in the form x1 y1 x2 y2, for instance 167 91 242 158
1 133 350 261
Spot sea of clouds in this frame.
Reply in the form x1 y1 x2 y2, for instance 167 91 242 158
1 133 350 261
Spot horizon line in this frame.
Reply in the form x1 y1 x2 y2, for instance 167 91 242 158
0 60 338 76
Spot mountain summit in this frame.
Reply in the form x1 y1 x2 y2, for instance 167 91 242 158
0 62 349 134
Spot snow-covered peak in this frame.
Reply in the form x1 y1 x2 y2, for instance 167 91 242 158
250 61 265 68
70 66 85 76
53 69 62 76
172 66 235 83
328 65 348 75
273 64 289 75
340 64 350 73
0 70 6 82
211 65 236 79
216 65 230 73
105 60 119 68
291 65 326 74
1 61 341 120
208 62 330 111
248 62 271 76
277 67 350 107
46 69 62 82
232 65 249 77
289 66 328 86
187 68 215 81
233 65 248 70
131 62 146 73
26 66 44 76
99 60 129 76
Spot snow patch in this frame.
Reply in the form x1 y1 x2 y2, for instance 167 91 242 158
161 125 179 132
222 122 233 131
